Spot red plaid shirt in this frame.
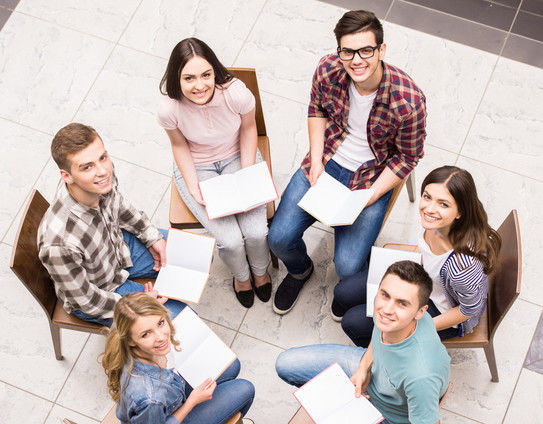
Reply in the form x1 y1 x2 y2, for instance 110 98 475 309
302 54 426 189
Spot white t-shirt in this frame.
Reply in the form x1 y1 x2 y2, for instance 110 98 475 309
332 81 377 171
418 230 454 314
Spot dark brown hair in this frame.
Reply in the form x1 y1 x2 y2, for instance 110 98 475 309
159 38 234 100
333 10 384 46
421 166 502 273
383 260 433 308
51 123 100 171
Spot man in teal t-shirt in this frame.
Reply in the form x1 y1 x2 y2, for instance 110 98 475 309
276 260 450 423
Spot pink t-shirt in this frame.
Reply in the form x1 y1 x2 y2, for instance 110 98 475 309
157 79 256 165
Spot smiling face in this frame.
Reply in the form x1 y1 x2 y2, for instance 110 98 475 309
419 182 461 235
60 136 113 207
338 30 386 95
374 273 427 344
180 55 215 105
128 314 172 362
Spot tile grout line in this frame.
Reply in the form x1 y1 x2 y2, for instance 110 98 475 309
230 0 269 66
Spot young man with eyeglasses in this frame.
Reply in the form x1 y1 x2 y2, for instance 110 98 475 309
269 10 427 315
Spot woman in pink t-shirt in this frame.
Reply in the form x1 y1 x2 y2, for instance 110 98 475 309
157 38 271 308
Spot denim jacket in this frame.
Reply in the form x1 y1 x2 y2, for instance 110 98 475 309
117 359 186 424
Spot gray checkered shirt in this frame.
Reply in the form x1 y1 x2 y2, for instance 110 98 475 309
38 175 162 318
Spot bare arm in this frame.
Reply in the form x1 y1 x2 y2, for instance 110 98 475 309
307 117 327 185
433 305 471 331
239 107 258 168
350 342 373 398
172 378 216 422
367 166 402 207
165 128 205 205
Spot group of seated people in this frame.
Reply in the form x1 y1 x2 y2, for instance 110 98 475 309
36 9 502 424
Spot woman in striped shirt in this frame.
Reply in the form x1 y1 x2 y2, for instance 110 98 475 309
337 166 502 346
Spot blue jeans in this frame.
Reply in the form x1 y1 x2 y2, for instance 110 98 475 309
268 161 392 279
337 269 460 346
275 344 390 424
71 229 186 327
183 359 255 423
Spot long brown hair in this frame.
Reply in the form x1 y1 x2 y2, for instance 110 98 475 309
421 166 501 274
100 293 180 402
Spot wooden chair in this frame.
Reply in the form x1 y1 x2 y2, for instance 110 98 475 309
169 67 278 268
385 210 521 382
288 381 453 423
64 405 243 424
10 189 155 360
380 171 416 235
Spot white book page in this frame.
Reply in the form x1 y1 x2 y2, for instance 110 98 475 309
165 229 215 272
172 308 236 388
235 162 278 210
330 188 375 226
297 173 351 226
366 247 422 316
153 267 208 303
321 400 384 424
200 174 243 218
295 363 369 423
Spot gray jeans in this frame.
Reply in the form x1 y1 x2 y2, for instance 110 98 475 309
173 152 270 281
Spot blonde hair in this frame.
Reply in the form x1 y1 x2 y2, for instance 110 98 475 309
100 293 180 402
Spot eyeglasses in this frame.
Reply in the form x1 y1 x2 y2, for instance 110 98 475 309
337 44 382 61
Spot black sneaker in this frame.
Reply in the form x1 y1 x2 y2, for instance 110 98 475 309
273 264 314 315
331 299 346 322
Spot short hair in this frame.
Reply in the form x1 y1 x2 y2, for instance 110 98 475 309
159 37 234 101
51 123 100 172
333 10 384 46
382 260 432 308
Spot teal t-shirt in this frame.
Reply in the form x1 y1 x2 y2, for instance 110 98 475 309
367 312 450 424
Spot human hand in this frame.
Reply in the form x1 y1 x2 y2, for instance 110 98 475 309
187 378 216 407
149 238 167 271
143 282 167 305
190 188 206 206
308 161 324 186
350 366 371 399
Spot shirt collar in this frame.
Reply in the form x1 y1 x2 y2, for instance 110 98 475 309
180 85 223 111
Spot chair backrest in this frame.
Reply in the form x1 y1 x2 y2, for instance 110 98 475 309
488 209 521 339
9 189 57 321
228 67 267 136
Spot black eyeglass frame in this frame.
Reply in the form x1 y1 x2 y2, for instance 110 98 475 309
337 44 382 61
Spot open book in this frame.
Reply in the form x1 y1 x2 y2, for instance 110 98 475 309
170 307 237 389
153 229 215 304
297 172 375 226
294 362 384 424
366 246 422 317
199 161 278 220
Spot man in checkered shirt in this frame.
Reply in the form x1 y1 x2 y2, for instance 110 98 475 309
269 10 427 316
38 123 185 327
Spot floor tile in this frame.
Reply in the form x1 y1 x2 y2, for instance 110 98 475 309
233 333 301 424
0 13 113 135
461 57 543 180
74 45 172 175
503 368 543 422
404 0 517 31
494 0 521 8
119 0 266 63
45 404 99 424
0 244 90 401
511 10 543 42
0 0 20 8
439 409 482 423
525 311 543 370
318 0 392 19
502 33 543 68
443 299 541 422
16 0 140 41
0 6 10 31
521 0 543 15
383 22 497 155
387 1 508 55
0 382 52 424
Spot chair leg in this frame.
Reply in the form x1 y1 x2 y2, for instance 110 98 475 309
406 172 416 203
271 250 279 269
483 342 499 382
50 322 63 360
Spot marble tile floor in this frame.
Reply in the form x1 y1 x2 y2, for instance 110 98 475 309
0 0 542 423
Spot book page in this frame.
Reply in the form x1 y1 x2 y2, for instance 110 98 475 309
366 246 422 316
164 229 215 272
329 187 375 226
297 172 350 226
234 161 278 210
153 267 208 303
199 174 243 219
294 363 383 424
172 308 237 388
